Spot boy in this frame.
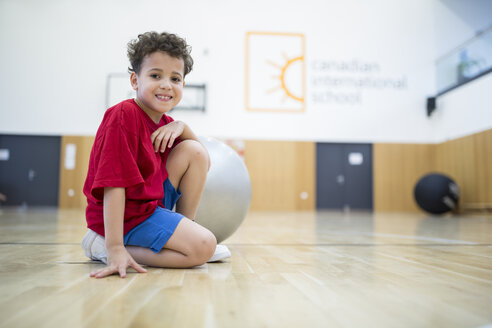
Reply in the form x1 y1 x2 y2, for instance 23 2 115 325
82 32 230 279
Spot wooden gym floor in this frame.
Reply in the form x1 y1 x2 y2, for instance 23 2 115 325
0 208 491 328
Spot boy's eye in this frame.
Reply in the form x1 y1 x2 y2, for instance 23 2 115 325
150 74 160 79
172 77 182 83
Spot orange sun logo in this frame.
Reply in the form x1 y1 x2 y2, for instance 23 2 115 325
246 32 305 113
267 54 305 103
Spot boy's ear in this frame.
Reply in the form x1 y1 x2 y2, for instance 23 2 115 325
130 72 138 90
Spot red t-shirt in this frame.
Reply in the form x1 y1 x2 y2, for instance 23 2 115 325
83 99 180 236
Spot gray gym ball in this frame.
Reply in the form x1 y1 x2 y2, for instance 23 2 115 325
195 137 252 243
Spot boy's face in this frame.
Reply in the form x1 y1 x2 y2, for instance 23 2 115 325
130 51 185 122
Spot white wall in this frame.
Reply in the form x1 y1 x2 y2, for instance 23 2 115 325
0 0 484 144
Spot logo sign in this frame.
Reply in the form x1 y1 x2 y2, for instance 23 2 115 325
246 32 306 113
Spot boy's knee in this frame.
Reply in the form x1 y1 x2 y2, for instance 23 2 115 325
182 140 209 170
190 230 216 265
167 140 210 178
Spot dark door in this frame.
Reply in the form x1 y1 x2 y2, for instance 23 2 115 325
0 135 61 206
316 143 373 210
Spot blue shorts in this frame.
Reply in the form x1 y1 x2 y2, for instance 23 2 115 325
123 178 184 253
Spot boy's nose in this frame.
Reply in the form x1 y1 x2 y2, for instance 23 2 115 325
159 79 172 90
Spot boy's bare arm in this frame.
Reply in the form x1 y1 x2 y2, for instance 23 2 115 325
90 187 146 279
104 187 125 247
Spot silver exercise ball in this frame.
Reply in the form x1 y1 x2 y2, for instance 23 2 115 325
195 137 251 243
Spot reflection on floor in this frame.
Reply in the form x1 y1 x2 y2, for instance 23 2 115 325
0 208 491 328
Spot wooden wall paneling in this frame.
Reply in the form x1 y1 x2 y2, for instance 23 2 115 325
373 144 388 211
485 129 492 202
244 141 315 211
435 139 452 203
374 129 492 213
473 130 492 203
372 144 388 212
58 136 94 209
439 135 474 206
436 129 492 210
473 133 487 203
458 135 477 204
244 141 295 211
373 144 436 212
294 142 315 210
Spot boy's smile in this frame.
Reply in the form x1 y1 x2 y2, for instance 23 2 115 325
131 51 185 123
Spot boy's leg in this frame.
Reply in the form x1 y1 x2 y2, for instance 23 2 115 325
166 140 209 220
166 139 231 263
126 218 216 268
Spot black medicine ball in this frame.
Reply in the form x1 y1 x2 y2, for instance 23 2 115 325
414 173 460 215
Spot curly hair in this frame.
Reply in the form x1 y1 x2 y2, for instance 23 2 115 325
127 31 193 77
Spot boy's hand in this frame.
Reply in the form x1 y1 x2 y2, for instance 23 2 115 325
151 121 185 153
90 245 146 279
